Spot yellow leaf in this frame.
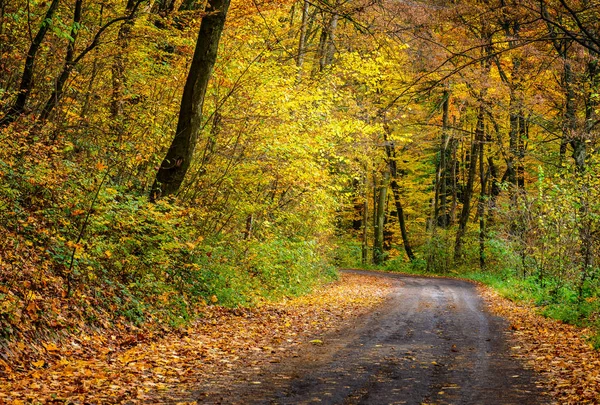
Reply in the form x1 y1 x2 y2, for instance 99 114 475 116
32 360 45 368
309 339 323 345
43 342 59 352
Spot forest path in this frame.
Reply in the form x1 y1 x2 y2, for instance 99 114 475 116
192 269 546 405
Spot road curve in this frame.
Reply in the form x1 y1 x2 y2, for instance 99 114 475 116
202 270 546 405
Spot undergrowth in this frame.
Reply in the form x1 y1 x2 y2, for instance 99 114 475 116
0 142 337 343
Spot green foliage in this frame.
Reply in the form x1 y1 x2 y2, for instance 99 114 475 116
423 234 453 273
464 269 600 348
333 239 364 268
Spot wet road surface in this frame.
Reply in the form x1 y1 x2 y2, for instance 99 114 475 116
194 270 546 405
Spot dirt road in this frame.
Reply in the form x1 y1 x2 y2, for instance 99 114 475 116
193 270 546 404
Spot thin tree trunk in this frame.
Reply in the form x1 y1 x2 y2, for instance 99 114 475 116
243 214 253 240
296 0 309 69
37 1 142 131
389 177 415 261
111 0 136 140
361 173 368 265
487 155 500 222
323 12 338 67
315 8 338 72
477 127 487 270
384 130 415 261
517 111 527 187
151 0 231 199
507 88 519 188
37 0 84 127
352 177 363 231
0 0 60 128
373 170 389 265
450 119 458 224
0 0 6 41
454 107 484 262
438 88 450 228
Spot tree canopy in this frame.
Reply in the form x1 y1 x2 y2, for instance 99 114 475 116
1 0 600 363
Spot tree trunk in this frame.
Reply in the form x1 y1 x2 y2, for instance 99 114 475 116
37 0 84 127
449 119 459 224
384 130 415 261
487 155 500 222
373 170 389 265
361 173 368 265
389 177 415 261
477 126 487 270
437 88 451 228
454 107 484 263
507 88 519 188
36 0 142 131
0 0 6 41
352 177 363 231
111 0 136 140
0 0 60 128
296 0 310 70
315 9 338 72
323 12 338 67
517 111 527 187
151 0 231 200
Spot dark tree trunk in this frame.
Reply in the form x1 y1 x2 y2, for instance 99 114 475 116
32 0 143 132
296 0 310 69
361 173 369 265
389 177 415 261
384 130 415 261
0 0 60 128
454 107 484 263
352 178 363 231
315 8 338 72
151 0 231 200
436 88 451 228
517 111 527 187
37 0 84 127
111 0 136 139
373 170 389 265
477 126 487 270
36 0 141 132
487 155 501 222
0 0 6 41
507 89 519 188
449 119 459 225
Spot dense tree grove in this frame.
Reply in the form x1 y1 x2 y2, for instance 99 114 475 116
1 0 599 346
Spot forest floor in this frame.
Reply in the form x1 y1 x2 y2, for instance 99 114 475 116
1 270 599 404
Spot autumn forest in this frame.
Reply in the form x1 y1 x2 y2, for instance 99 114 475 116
1 0 600 402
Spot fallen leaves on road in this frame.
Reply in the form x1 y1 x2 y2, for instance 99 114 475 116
480 286 600 404
0 273 392 404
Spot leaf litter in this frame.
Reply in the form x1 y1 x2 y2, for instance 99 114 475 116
0 273 392 404
479 285 600 404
